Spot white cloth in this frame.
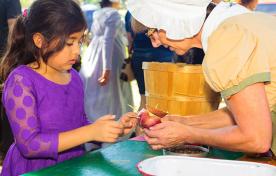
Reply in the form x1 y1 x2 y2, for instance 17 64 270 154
127 0 211 40
79 7 133 122
201 2 251 52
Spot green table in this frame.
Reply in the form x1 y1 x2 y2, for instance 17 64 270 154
23 140 243 176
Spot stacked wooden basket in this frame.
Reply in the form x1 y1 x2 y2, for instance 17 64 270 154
143 62 221 116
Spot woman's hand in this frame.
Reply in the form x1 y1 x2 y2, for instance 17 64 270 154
98 70 110 86
119 112 138 136
144 121 191 150
89 115 124 143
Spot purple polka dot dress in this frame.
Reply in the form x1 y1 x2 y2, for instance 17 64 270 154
1 65 90 176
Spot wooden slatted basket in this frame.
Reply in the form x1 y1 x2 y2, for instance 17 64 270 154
143 62 221 116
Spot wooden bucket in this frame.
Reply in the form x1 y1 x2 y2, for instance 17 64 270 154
143 62 221 116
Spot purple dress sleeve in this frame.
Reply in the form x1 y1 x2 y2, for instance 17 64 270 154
3 73 59 159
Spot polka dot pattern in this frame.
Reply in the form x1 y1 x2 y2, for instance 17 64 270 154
30 140 40 151
6 74 49 157
16 108 26 120
13 85 23 97
21 129 31 140
2 69 84 159
27 116 36 128
23 96 33 107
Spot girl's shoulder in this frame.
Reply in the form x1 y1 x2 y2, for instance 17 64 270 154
6 66 82 87
7 65 35 80
2 65 36 99
5 65 36 87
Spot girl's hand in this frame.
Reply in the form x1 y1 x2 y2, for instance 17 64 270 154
89 115 124 143
120 112 138 136
98 70 110 86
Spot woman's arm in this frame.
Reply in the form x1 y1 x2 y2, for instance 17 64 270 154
189 83 272 152
145 83 272 153
165 107 236 129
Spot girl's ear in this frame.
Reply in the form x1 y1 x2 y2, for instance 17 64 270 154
33 33 44 48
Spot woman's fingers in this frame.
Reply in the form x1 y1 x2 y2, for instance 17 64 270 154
144 135 165 149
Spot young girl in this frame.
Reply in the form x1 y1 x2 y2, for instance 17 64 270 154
0 0 136 175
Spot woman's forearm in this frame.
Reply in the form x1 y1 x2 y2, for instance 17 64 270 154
187 124 270 153
180 107 235 129
187 83 272 153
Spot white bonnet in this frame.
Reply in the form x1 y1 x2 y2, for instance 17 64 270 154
127 0 212 40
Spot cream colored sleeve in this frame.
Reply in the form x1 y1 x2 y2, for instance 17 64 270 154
202 23 270 99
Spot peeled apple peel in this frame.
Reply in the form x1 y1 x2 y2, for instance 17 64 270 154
138 108 161 129
146 105 168 118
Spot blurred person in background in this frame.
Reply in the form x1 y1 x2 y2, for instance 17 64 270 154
79 0 133 142
0 0 21 164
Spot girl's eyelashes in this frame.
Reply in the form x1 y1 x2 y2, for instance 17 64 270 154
66 42 74 46
66 39 83 46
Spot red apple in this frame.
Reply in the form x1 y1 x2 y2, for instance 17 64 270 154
138 108 161 129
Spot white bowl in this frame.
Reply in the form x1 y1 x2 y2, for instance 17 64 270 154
137 155 276 176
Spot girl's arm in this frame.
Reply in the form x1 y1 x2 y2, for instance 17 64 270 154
58 115 123 152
